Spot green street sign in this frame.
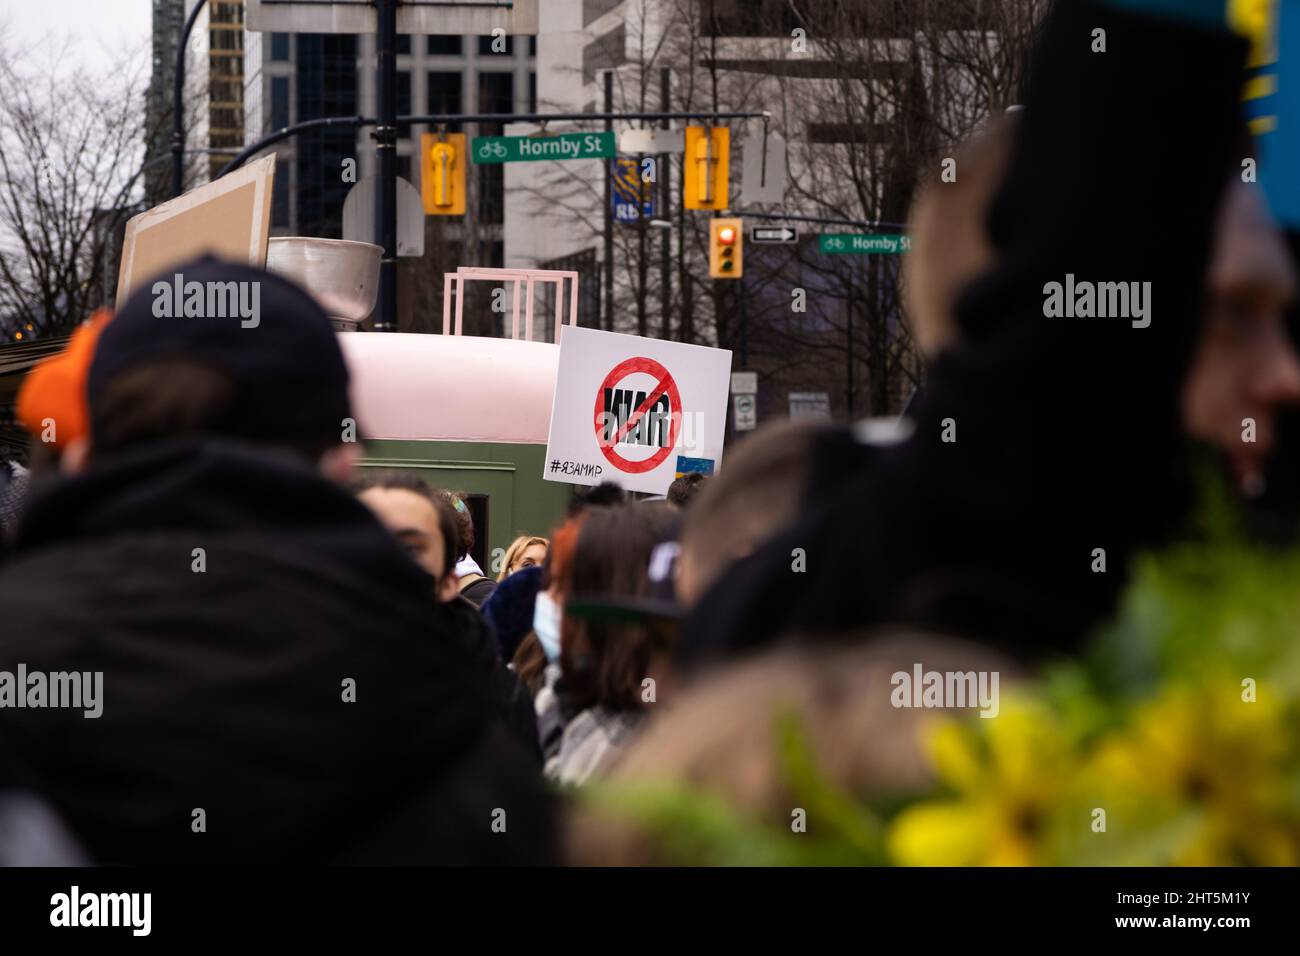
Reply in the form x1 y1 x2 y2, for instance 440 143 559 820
818 233 912 254
471 131 616 164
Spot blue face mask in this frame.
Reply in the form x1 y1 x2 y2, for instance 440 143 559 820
533 591 562 663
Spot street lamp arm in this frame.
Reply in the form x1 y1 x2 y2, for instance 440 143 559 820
735 210 910 231
171 0 209 198
217 116 377 179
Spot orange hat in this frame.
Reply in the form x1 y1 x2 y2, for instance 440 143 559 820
16 308 112 448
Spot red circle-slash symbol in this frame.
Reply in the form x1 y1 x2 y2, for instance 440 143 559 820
593 357 681 473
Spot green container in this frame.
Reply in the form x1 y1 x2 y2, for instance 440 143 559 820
359 439 571 576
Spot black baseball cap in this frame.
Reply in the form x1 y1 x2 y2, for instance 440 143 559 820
88 256 351 450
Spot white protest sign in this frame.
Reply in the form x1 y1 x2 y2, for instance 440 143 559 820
543 326 732 495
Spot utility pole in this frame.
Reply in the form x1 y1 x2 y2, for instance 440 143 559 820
740 275 748 366
373 0 398 331
603 71 614 332
677 197 692 343
846 295 855 418
636 174 648 337
659 67 671 341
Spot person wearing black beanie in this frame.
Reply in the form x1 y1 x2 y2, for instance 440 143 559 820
0 256 554 864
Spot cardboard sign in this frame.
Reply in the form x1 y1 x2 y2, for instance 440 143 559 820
543 327 732 495
115 155 276 305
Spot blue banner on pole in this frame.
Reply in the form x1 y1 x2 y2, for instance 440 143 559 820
1259 1 1300 229
612 158 654 223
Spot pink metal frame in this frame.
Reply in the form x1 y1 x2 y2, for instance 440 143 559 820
441 267 580 342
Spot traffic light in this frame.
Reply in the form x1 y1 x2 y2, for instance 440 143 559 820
683 126 730 210
709 217 743 279
421 132 466 215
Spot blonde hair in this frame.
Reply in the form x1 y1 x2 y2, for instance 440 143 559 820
904 114 1019 357
676 420 822 607
566 633 1018 865
498 534 549 581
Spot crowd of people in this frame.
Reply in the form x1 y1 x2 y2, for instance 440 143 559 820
1 0 1298 865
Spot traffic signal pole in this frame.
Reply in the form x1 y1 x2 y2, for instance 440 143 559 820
220 111 768 178
216 108 767 333
374 0 398 331
170 0 767 334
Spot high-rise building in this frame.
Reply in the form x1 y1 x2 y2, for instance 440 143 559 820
146 0 247 204
503 0 1016 419
206 1 248 182
244 28 535 246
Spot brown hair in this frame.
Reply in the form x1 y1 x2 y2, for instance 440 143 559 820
903 114 1019 357
560 501 681 713
666 472 708 508
351 470 460 579
567 633 1019 865
440 489 474 561
90 359 338 462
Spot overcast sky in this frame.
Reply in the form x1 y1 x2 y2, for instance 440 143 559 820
1 0 152 77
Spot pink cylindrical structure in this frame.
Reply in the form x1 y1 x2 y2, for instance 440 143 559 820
338 332 559 443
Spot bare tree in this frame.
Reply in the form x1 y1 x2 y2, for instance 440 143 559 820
0 31 160 340
690 0 1046 415
504 0 1046 418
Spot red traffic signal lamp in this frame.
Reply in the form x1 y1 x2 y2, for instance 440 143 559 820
709 217 743 279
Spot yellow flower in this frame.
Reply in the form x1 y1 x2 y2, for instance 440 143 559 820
887 699 1072 866
1086 682 1299 865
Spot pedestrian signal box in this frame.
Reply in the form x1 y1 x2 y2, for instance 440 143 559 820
422 132 466 215
684 126 730 211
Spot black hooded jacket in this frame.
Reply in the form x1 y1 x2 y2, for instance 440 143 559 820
0 437 553 864
682 0 1250 667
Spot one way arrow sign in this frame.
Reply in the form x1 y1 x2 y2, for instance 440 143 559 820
750 226 799 244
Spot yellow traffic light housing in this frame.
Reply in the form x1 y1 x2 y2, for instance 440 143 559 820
421 132 466 215
709 217 743 279
683 126 730 211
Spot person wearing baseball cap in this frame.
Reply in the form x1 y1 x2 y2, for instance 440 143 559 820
0 256 554 864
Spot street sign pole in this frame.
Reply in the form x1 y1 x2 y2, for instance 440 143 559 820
374 0 397 331
659 66 671 341
603 71 614 333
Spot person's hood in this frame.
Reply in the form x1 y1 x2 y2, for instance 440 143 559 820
0 436 519 864
481 564 543 660
12 436 433 596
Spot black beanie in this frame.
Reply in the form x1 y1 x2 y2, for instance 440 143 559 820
89 256 352 450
